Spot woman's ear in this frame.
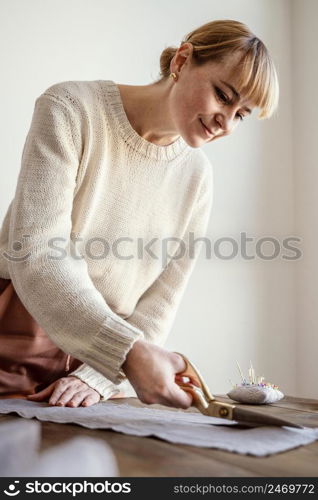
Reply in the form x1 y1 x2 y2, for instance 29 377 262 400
172 42 194 75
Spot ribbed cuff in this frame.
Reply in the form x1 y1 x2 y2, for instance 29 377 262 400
68 364 122 400
78 314 144 385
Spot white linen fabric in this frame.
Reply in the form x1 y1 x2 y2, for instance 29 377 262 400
0 399 317 457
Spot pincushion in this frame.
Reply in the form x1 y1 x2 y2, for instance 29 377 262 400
227 384 284 404
227 361 284 405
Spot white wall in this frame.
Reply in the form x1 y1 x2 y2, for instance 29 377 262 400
1 0 307 397
292 0 318 397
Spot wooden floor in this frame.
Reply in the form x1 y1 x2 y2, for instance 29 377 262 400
1 395 318 476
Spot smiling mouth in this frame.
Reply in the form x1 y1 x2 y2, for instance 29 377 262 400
199 118 213 136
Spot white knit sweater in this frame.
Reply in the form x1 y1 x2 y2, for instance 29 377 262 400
0 79 214 400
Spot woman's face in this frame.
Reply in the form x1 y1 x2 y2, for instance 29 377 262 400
170 44 255 148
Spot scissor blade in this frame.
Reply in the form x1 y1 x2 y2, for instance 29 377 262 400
232 407 304 429
201 401 304 428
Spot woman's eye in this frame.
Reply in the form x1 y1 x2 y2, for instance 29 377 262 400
214 86 245 121
215 87 229 104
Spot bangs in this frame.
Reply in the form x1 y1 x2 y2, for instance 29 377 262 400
234 44 279 119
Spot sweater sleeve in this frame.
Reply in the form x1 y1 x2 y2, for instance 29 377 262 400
7 93 144 385
124 163 214 346
68 161 213 400
68 363 122 400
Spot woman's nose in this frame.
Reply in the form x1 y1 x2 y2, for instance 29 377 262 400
215 113 234 136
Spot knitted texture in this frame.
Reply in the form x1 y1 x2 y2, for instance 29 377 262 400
0 80 214 399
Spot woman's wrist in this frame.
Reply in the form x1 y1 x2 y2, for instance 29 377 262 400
122 338 147 373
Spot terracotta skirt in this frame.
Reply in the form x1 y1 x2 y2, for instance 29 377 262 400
0 277 83 399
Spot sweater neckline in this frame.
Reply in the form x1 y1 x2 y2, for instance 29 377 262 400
101 80 192 161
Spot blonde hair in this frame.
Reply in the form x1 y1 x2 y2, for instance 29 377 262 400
158 20 279 119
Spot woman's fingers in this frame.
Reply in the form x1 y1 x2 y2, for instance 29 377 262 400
157 382 193 409
52 386 79 406
52 379 100 407
80 392 100 407
58 388 98 407
47 379 76 405
173 383 193 408
172 352 188 374
26 377 101 407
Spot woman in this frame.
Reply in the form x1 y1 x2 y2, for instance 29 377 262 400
0 20 278 408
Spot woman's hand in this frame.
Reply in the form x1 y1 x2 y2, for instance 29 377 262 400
26 376 101 407
122 339 193 409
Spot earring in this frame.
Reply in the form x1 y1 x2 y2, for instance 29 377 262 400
170 72 177 81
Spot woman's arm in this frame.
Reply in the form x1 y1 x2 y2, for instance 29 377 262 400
67 160 213 401
121 167 214 404
68 160 213 400
125 161 214 346
7 91 144 385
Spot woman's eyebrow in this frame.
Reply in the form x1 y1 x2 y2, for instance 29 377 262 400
220 80 252 114
220 80 240 99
